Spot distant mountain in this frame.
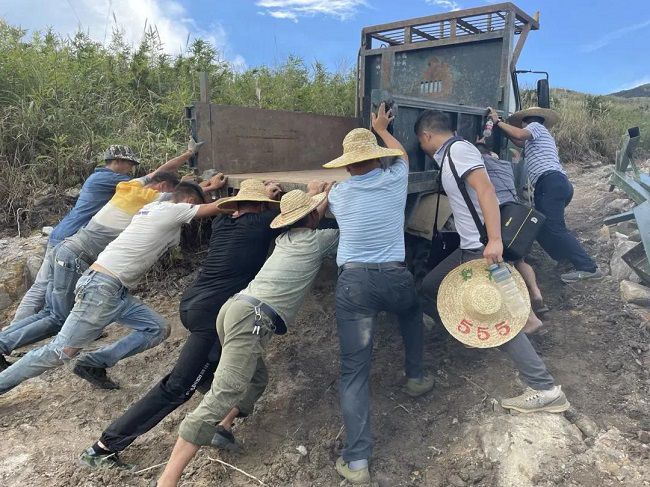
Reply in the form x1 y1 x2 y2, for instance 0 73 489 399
609 83 650 98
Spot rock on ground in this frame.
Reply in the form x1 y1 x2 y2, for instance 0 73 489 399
610 239 638 281
455 414 584 487
0 235 47 311
620 280 650 306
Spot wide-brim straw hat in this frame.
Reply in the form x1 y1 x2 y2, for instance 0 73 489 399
270 190 327 229
507 107 559 129
437 259 530 348
215 179 280 211
323 128 404 169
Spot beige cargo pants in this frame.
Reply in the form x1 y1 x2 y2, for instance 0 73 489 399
179 297 274 446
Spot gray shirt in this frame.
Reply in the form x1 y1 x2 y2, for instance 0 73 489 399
242 228 339 327
482 155 517 204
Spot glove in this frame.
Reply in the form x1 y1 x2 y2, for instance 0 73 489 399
188 137 206 155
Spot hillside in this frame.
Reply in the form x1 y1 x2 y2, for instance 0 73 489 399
610 82 650 99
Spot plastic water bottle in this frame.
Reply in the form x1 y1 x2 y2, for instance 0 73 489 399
483 119 494 138
489 263 526 315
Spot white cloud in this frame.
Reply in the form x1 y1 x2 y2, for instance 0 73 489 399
580 18 650 53
424 0 461 11
613 75 650 93
256 0 366 21
0 0 245 67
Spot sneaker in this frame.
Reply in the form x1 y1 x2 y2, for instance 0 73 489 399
404 373 435 397
210 425 241 451
0 355 11 372
501 385 570 413
79 448 134 470
560 268 604 284
335 457 370 484
73 364 120 390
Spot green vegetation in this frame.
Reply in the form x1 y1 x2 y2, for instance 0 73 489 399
0 21 355 230
522 88 650 163
0 19 648 233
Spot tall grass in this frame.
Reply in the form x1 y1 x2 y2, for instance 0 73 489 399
1 18 648 234
522 89 650 163
0 21 355 232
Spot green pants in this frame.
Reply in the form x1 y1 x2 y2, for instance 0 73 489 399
179 298 274 446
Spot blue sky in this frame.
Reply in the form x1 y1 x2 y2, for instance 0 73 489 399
1 0 649 94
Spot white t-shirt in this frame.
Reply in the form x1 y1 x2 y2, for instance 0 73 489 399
95 201 199 288
434 139 486 249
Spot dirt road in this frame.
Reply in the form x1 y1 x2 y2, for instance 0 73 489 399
0 163 648 486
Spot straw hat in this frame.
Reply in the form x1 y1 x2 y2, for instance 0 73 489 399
323 128 404 169
437 259 530 348
270 190 327 229
507 107 559 129
215 179 280 211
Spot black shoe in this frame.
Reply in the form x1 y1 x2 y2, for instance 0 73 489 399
210 425 241 451
79 447 135 470
73 364 120 390
0 355 11 372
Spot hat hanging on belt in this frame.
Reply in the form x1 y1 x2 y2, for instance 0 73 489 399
323 128 404 168
507 107 559 129
437 259 530 348
215 179 280 211
270 190 327 229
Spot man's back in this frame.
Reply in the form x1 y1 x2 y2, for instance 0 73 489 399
328 160 408 266
181 211 279 309
242 228 338 327
49 168 130 246
482 155 516 204
94 201 198 289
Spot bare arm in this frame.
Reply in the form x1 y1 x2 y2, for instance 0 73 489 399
372 102 408 163
307 180 334 219
148 137 205 177
487 107 532 144
465 168 503 265
193 200 230 219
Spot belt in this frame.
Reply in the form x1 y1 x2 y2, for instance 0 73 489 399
233 294 287 335
338 261 405 275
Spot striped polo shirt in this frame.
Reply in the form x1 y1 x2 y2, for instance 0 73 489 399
328 159 408 266
524 122 565 186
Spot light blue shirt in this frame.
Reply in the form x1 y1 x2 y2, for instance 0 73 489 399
328 159 408 266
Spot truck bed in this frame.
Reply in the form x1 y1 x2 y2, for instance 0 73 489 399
227 168 349 192
226 168 438 194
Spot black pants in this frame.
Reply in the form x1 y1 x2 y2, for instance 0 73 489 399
100 302 225 452
534 171 596 272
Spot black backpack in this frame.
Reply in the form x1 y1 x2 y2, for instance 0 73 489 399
439 139 546 261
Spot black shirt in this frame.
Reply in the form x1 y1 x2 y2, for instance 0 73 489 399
180 210 280 310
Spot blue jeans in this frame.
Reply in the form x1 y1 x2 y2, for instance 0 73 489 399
0 242 90 355
534 171 596 272
336 265 423 462
0 270 169 394
11 245 54 323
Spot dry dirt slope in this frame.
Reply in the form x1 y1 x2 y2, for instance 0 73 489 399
0 163 648 487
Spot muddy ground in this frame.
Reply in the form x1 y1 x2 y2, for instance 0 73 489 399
0 163 648 486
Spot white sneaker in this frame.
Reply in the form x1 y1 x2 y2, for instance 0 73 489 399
501 385 570 413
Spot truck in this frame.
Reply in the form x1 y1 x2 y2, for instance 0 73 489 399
186 2 549 275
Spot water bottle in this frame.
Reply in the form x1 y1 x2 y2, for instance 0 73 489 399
483 119 494 138
489 263 526 315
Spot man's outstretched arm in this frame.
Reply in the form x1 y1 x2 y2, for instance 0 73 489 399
148 137 204 178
